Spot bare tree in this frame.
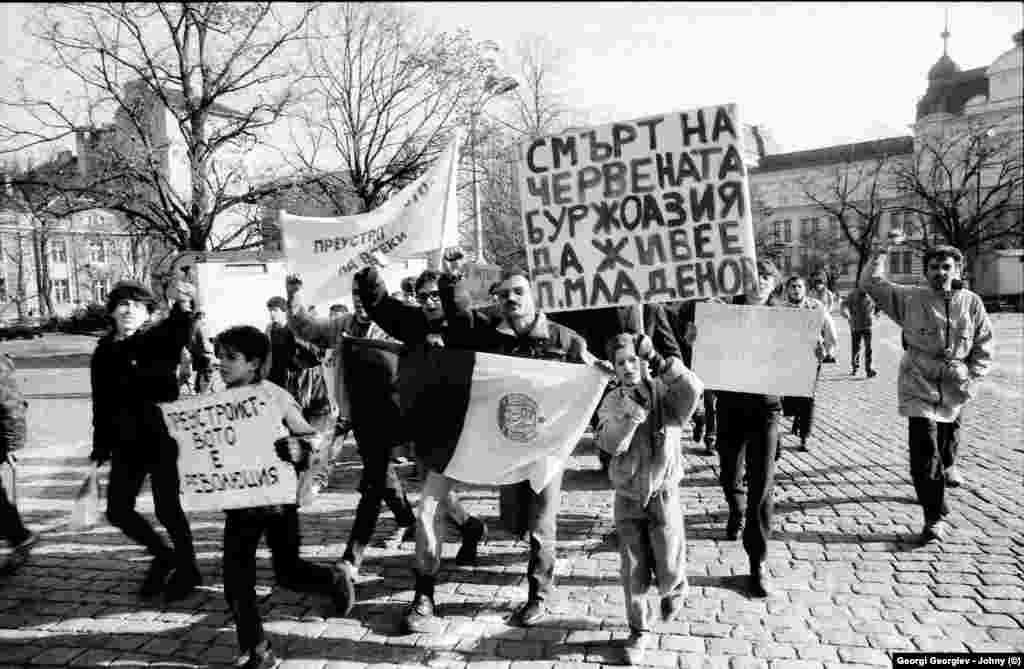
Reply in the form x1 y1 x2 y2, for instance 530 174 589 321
296 3 499 213
892 121 1024 278
802 149 900 280
1 2 316 253
458 34 577 267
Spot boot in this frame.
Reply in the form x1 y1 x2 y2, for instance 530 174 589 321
454 516 486 567
139 556 174 599
164 562 203 603
402 570 437 634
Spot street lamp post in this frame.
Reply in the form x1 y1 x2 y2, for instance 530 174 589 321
470 75 518 264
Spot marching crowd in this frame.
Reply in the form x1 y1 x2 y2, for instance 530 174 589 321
0 244 994 668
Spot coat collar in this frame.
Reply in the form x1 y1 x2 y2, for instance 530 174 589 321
496 311 550 339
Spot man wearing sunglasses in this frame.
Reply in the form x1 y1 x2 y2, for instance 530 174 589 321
355 263 601 632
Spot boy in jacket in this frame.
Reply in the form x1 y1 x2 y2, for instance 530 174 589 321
89 279 201 602
215 325 349 669
860 245 993 543
596 333 702 665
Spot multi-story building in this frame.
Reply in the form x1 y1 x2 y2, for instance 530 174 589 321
0 203 156 319
749 29 1023 295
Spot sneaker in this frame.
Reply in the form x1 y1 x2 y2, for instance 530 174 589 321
0 531 38 575
233 641 278 669
401 591 436 634
921 519 950 544
866 369 877 378
660 590 687 622
454 516 487 567
851 367 859 376
332 561 356 616
139 557 173 599
513 598 548 627
944 465 963 488
623 630 653 665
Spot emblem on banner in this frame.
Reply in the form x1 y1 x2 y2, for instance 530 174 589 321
497 393 545 443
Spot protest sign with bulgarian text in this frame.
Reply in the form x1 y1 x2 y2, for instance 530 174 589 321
280 137 460 306
518 105 757 312
161 385 296 512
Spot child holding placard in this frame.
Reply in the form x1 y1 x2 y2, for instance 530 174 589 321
215 325 349 669
595 333 703 665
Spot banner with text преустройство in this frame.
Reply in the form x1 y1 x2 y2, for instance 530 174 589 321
692 302 824 398
518 104 758 312
161 385 297 512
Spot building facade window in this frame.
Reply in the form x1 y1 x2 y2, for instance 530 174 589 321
88 239 108 264
50 239 68 264
773 221 782 243
92 279 110 304
52 278 70 303
783 219 792 243
888 249 914 275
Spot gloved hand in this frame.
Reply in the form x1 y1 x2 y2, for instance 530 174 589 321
634 334 666 377
274 436 313 472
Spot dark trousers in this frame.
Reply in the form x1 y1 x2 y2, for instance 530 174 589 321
223 505 335 653
789 397 815 441
342 443 415 569
908 417 959 524
850 329 873 372
0 458 29 546
717 405 780 564
491 472 564 601
692 391 718 445
106 447 196 569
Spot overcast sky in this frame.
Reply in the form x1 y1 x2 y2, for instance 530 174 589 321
1 2 1021 162
411 1 1022 151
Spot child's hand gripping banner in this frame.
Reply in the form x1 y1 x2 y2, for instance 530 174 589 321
160 385 297 512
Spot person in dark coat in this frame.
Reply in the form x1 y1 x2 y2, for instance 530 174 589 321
286 282 418 616
89 279 201 601
665 299 719 454
354 266 600 632
686 259 784 598
0 353 36 576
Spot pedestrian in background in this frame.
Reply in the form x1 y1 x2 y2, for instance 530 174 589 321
89 279 201 602
0 353 36 576
860 245 993 543
808 270 838 363
841 287 879 378
780 275 837 451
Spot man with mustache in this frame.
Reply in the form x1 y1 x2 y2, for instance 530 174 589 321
354 265 598 631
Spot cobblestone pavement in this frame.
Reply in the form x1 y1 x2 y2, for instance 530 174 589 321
1 317 1021 668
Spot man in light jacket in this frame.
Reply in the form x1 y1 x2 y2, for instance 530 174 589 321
859 245 993 543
